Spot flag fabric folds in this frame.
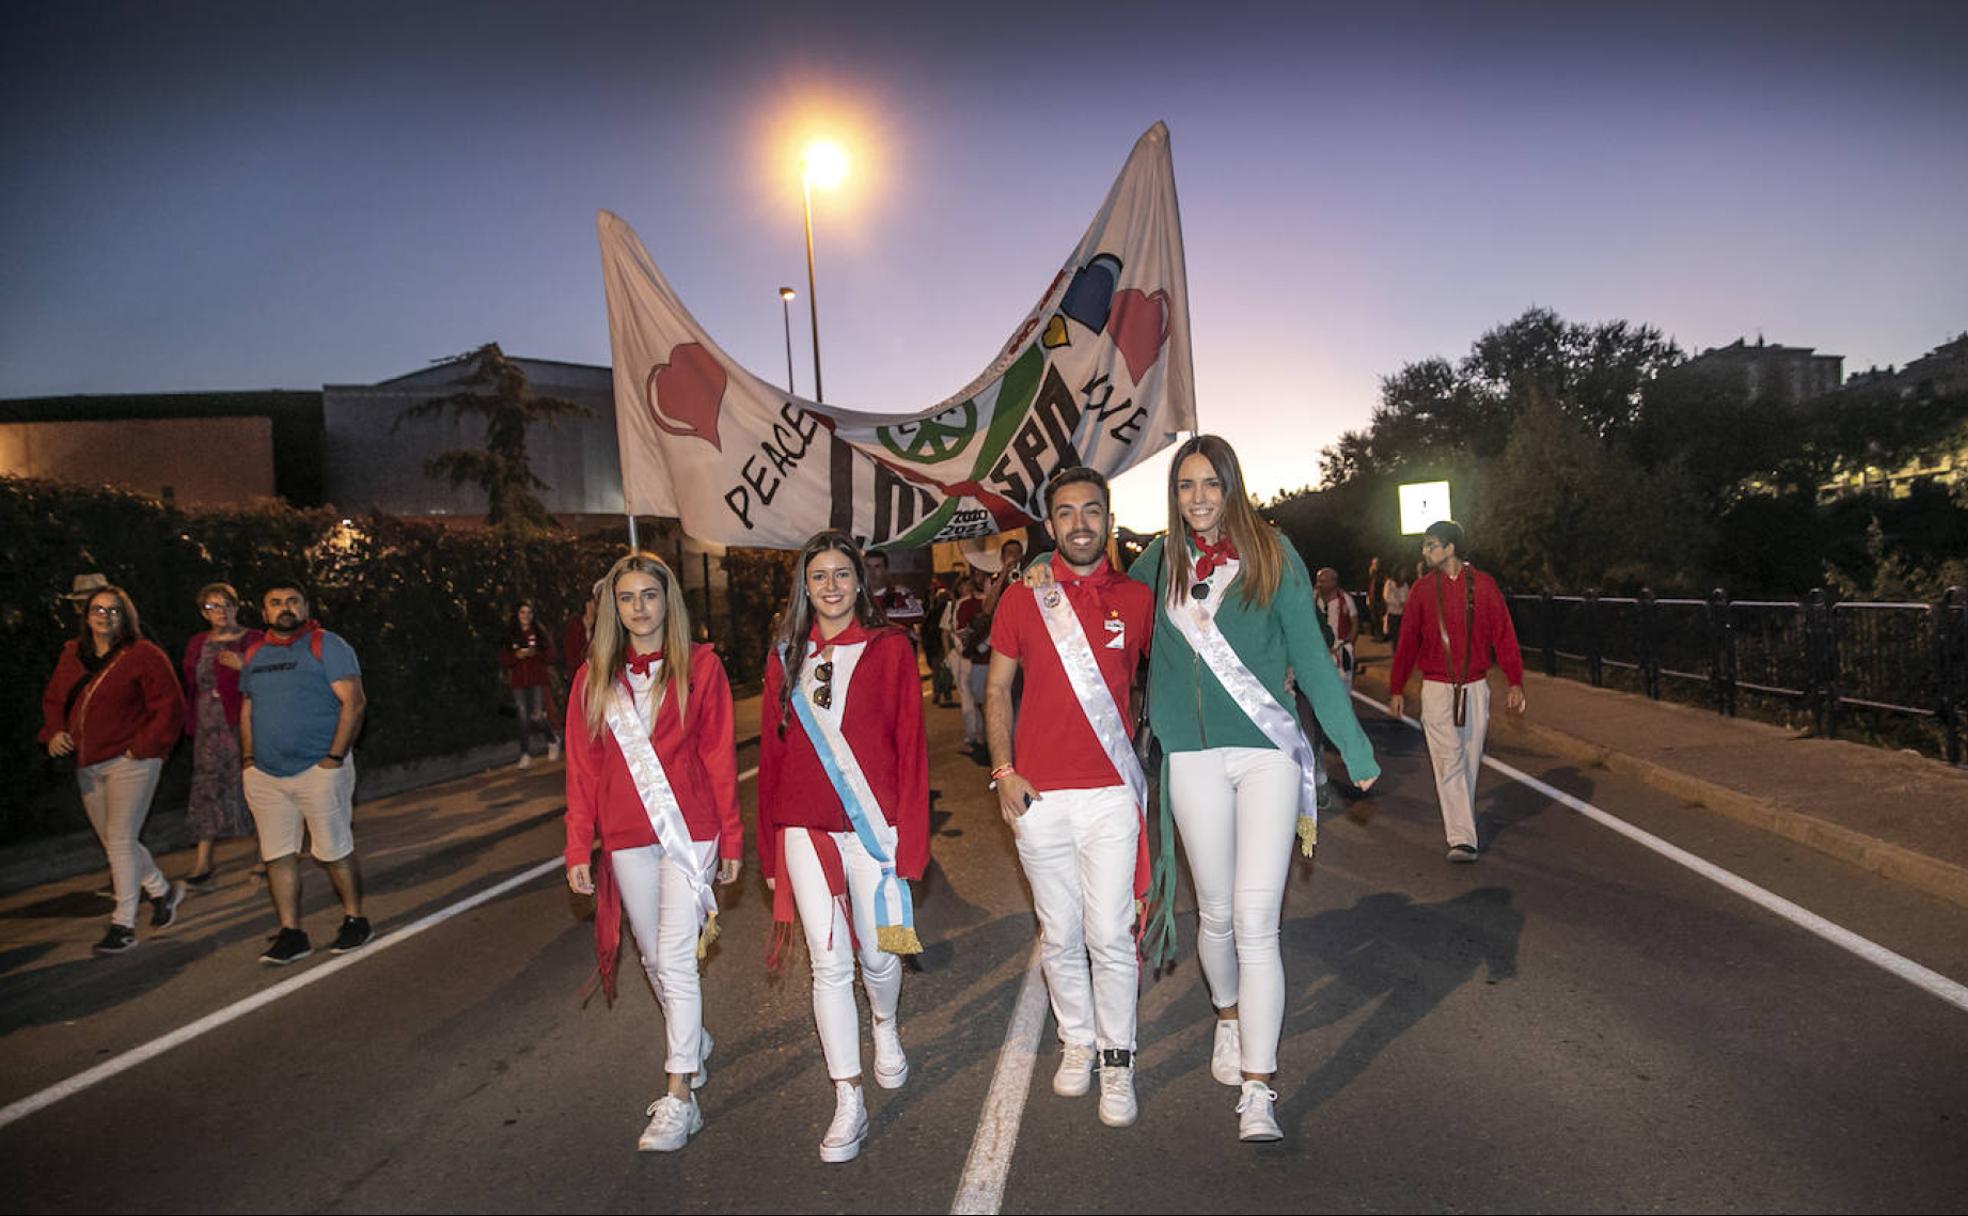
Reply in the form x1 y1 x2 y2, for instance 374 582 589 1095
597 122 1196 549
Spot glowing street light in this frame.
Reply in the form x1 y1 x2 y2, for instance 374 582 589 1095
800 138 849 402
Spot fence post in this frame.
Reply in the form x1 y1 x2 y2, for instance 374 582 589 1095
1540 592 1557 677
1938 586 1965 766
1807 588 1839 739
1638 587 1660 699
1583 589 1603 687
1707 588 1735 716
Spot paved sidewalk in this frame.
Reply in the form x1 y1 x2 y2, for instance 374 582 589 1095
1354 637 1968 910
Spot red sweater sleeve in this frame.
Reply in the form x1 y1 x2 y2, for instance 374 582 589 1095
881 633 931 881
39 643 80 744
756 650 785 881
563 665 601 869
688 646 742 860
132 644 184 757
1482 575 1526 685
1389 576 1429 692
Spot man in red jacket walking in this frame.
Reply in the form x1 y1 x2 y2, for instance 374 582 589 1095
1387 521 1527 863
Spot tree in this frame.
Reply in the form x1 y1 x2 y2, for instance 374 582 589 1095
394 343 594 532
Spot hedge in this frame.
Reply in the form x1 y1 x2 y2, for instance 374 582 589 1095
0 477 793 846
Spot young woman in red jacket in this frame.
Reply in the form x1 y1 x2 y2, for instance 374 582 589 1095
758 530 929 1164
499 600 560 768
39 584 187 954
562 552 742 1154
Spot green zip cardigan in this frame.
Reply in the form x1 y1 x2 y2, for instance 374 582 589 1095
1129 533 1380 786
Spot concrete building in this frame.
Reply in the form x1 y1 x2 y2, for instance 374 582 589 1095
1687 337 1844 406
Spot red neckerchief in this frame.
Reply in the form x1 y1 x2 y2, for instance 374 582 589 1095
1048 552 1114 586
1190 531 1239 581
260 620 321 647
624 647 664 677
807 616 871 655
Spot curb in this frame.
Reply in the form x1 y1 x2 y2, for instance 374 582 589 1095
1354 663 1968 913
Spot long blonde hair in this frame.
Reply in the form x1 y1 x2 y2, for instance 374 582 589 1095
581 551 694 739
1164 433 1283 609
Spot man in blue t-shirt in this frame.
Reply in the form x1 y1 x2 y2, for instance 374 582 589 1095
239 580 369 965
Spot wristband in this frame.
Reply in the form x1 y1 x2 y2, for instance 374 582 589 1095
327 752 345 762
989 764 1016 786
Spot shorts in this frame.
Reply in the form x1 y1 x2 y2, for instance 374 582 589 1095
243 756 357 863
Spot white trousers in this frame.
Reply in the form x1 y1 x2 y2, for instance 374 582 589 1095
953 653 982 744
76 756 168 927
1420 679 1491 849
1012 784 1140 1052
782 828 903 1080
611 842 712 1077
1167 746 1301 1076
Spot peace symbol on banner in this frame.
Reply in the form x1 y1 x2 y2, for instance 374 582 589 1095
878 402 978 464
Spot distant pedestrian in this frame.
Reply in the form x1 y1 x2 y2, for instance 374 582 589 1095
39 583 186 955
951 570 989 751
563 551 741 1154
500 601 561 768
758 530 928 1164
563 596 597 683
239 581 370 964
1387 521 1527 863
1314 566 1359 689
1382 569 1409 644
865 549 925 640
923 576 955 706
1365 556 1385 642
179 582 260 889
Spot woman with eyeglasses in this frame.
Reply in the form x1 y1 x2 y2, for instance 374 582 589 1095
39 584 187 955
757 530 928 1164
178 582 261 889
562 552 742 1153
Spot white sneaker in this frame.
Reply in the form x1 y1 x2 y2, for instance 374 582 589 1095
547 741 561 762
692 1028 713 1090
872 1017 908 1089
1053 1041 1096 1098
516 752 533 770
1098 1057 1138 1128
1210 1018 1243 1086
1236 1080 1282 1142
637 1093 703 1152
819 1080 868 1163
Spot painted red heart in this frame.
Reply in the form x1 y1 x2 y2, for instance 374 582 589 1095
1106 288 1171 383
644 342 726 450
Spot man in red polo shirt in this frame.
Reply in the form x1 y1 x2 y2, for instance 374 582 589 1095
1387 520 1528 863
985 466 1152 1130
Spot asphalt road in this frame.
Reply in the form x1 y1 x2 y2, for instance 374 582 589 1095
2 692 1965 1213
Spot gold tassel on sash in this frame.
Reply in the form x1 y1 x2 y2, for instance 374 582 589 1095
696 910 721 960
876 924 923 955
1297 813 1318 860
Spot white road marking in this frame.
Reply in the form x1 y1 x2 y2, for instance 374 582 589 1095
950 943 1049 1216
2 766 771 1130
1353 690 1968 1015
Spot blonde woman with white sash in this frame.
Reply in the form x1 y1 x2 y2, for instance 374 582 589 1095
758 530 929 1164
564 553 742 1153
1133 435 1379 1142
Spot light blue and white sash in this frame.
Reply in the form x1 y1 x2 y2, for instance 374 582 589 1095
779 644 922 954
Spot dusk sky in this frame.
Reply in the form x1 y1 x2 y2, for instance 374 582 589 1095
4 2 1964 530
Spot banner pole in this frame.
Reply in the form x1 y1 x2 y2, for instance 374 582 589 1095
627 513 638 551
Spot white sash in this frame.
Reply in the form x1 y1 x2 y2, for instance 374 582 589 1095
604 680 718 926
1165 581 1323 851
1036 585 1147 813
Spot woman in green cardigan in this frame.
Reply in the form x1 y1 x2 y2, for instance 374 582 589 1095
1130 435 1379 1142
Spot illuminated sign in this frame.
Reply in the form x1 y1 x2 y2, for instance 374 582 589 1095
1398 481 1452 535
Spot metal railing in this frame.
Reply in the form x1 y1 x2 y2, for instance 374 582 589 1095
1506 586 1968 764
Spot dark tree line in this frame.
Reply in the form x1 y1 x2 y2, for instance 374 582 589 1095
1268 308 1968 598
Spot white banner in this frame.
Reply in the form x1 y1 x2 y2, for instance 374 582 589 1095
597 122 1196 549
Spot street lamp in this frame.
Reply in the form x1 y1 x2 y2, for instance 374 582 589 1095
801 138 848 403
778 287 797 394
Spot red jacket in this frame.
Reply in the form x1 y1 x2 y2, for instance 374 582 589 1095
40 639 184 766
499 627 557 690
561 617 589 675
562 643 742 868
180 629 262 733
1389 566 1526 691
757 622 929 883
